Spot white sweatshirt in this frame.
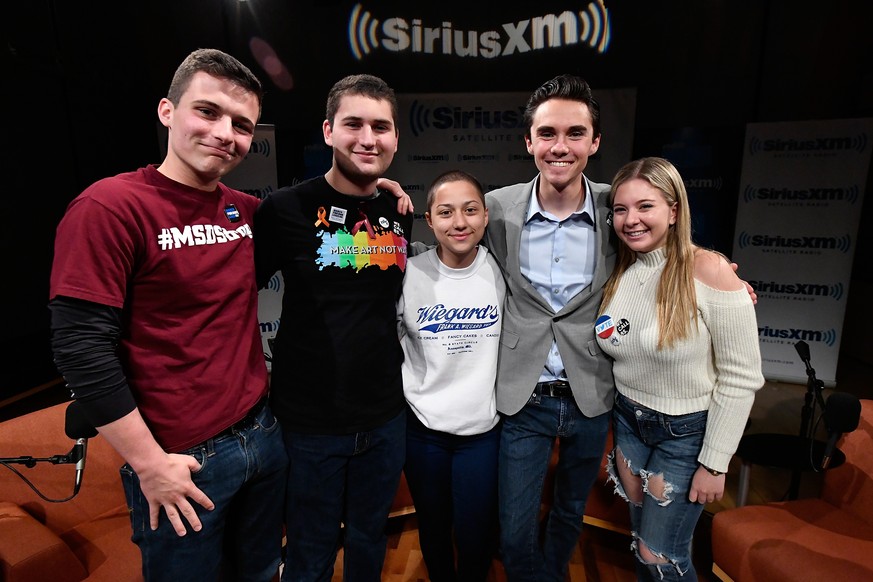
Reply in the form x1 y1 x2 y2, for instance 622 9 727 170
398 246 505 435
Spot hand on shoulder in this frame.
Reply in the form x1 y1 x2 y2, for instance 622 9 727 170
693 248 745 292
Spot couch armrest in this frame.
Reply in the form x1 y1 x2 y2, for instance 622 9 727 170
0 501 88 582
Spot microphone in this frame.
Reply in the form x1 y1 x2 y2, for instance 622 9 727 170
821 392 862 469
794 340 811 363
65 401 99 440
68 439 87 495
64 402 97 494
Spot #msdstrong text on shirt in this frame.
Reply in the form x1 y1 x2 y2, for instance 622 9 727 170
156 223 253 250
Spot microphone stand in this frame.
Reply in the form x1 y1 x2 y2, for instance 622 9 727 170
0 451 75 468
0 443 84 502
792 340 827 496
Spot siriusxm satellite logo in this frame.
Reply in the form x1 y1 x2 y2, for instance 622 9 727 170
259 318 281 334
246 138 272 158
749 280 844 300
241 185 274 199
264 273 283 293
758 326 837 347
409 101 526 137
736 231 851 253
748 133 869 156
348 2 611 61
683 177 723 191
742 184 860 204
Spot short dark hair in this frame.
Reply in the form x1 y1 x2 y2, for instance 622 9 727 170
325 74 398 129
166 48 264 112
426 170 485 211
523 74 601 139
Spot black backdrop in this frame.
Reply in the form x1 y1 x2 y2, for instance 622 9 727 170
4 0 872 400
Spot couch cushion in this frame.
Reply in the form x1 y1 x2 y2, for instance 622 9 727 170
711 498 873 582
821 399 873 525
0 501 87 582
0 402 128 536
63 504 142 582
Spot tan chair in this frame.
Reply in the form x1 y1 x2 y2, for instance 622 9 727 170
710 398 873 581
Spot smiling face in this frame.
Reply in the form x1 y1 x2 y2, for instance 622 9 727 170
157 71 260 191
611 178 677 253
323 94 398 195
525 98 600 196
426 178 488 269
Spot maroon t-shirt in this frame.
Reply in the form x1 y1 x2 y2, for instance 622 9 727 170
50 165 267 452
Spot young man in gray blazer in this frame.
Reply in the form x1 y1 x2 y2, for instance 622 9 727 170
483 74 616 582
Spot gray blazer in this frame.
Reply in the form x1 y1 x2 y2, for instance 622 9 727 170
484 176 617 417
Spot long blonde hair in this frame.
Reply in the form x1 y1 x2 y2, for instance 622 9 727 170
599 157 697 349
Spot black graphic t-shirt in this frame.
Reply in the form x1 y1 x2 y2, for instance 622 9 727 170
255 176 411 433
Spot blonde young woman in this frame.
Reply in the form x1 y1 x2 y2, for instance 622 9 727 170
595 157 764 581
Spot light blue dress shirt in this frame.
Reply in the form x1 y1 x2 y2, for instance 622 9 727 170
519 176 598 383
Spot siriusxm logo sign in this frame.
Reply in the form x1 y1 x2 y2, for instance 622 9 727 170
457 154 498 162
749 280 844 300
259 318 281 333
737 231 851 253
684 177 723 191
264 273 282 293
246 138 272 158
409 101 526 137
758 326 837 347
348 2 611 61
749 133 869 156
408 153 450 163
742 185 860 204
416 303 499 333
241 186 274 200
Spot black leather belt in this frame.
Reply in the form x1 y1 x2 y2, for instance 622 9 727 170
213 397 267 439
534 381 573 397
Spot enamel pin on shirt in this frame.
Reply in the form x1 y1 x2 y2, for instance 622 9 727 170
224 204 241 223
596 314 620 346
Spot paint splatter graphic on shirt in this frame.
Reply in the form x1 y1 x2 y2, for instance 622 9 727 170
316 228 407 272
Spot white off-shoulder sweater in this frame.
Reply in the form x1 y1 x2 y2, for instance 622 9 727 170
596 247 765 472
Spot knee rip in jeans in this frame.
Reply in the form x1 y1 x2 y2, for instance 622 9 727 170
607 448 674 507
606 449 632 503
641 471 674 507
631 535 688 578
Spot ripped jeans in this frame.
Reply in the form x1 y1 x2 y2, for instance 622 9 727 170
607 392 707 582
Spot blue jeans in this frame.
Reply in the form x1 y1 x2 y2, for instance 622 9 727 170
609 392 708 582
121 402 288 582
404 410 501 582
498 390 609 582
281 409 406 582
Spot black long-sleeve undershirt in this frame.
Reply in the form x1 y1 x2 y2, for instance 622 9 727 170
49 296 137 428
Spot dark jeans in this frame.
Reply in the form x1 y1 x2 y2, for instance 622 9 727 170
498 390 609 582
281 409 406 582
404 411 501 582
121 402 288 582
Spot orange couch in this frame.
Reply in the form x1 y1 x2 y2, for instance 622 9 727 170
0 401 419 582
710 398 873 581
0 402 141 582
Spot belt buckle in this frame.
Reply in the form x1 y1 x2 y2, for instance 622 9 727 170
549 381 569 397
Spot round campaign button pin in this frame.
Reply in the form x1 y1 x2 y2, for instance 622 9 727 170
595 314 615 339
617 319 630 335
